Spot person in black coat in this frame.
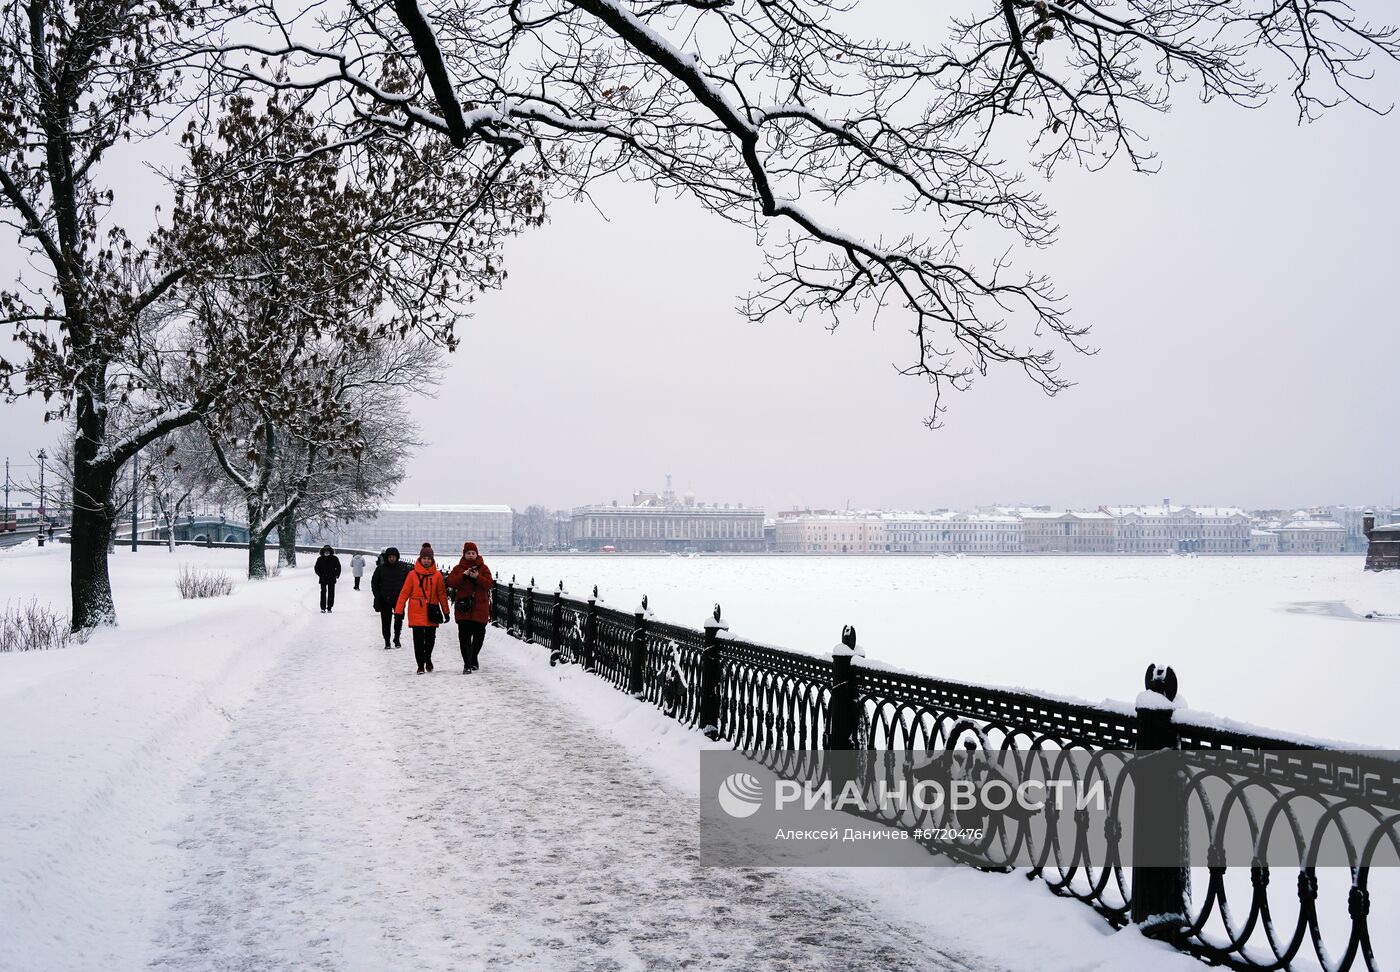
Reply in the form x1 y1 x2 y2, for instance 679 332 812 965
314 545 342 613
370 546 413 648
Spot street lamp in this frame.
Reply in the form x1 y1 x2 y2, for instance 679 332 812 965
130 449 139 553
36 449 47 547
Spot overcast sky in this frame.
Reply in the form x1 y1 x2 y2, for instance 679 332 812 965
2 5 1398 515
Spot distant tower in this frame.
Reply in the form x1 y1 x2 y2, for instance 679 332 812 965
664 472 676 506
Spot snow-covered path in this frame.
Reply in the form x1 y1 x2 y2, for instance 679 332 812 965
147 600 972 971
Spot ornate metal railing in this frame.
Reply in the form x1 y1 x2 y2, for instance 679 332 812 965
487 576 1397 971
591 603 636 690
641 618 706 726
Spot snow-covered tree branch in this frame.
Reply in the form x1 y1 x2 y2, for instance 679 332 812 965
201 0 1400 425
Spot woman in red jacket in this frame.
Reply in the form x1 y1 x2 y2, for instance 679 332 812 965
395 543 451 674
446 541 494 673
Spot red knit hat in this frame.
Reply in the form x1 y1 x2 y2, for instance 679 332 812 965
462 541 479 555
420 542 434 560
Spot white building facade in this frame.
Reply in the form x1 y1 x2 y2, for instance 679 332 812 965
572 497 764 552
774 514 889 554
883 512 954 553
1274 518 1346 553
1103 505 1251 553
1021 511 1116 553
323 504 514 554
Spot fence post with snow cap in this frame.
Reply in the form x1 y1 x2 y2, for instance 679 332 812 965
584 586 598 671
827 625 863 752
548 582 565 666
1130 663 1188 934
699 605 726 740
524 578 536 644
628 596 649 698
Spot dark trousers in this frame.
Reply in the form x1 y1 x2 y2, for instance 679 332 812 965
353 576 362 590
457 620 487 669
412 626 437 668
320 581 336 611
380 610 404 646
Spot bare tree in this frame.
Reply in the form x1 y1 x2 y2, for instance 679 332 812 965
270 337 435 567
513 505 551 550
0 11 538 627
201 331 441 578
0 2 224 626
208 0 1400 423
141 428 208 552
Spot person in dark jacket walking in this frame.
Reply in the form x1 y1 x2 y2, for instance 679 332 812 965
446 541 494 673
395 543 450 674
314 545 342 613
371 547 412 649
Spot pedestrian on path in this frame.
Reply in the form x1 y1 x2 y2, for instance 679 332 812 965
314 545 342 613
446 541 494 674
371 547 412 649
395 542 450 674
350 552 366 590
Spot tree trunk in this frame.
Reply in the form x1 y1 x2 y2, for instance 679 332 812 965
277 506 298 568
69 451 119 630
69 373 120 629
247 527 270 579
246 494 269 579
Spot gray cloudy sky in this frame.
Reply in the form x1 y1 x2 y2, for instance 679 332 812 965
401 89 1400 514
3 5 1398 515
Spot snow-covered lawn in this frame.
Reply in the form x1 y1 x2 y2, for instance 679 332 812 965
492 555 1400 747
1 544 1208 970
0 543 304 970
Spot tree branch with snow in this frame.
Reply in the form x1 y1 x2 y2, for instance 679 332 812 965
200 0 1399 425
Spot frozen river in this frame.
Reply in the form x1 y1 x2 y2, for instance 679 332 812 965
491 554 1400 748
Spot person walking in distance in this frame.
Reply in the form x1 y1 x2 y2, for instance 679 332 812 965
447 541 494 673
395 543 450 674
350 552 366 590
371 547 411 649
314 545 342 613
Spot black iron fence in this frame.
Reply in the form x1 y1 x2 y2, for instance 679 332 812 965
489 576 1399 972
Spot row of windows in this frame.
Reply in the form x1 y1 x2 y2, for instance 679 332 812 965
578 517 762 540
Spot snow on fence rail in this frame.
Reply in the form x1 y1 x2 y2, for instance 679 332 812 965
488 577 1400 972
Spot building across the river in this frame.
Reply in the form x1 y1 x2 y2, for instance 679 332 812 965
1364 513 1400 570
1102 504 1251 553
774 512 889 554
1021 510 1116 554
313 504 514 554
572 478 764 552
1272 516 1346 553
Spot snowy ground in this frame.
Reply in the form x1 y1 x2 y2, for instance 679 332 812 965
493 555 1400 747
0 544 1207 971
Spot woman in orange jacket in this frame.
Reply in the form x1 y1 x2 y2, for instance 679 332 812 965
395 542 451 674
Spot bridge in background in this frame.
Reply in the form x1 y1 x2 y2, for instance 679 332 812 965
2 516 254 549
